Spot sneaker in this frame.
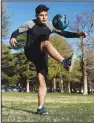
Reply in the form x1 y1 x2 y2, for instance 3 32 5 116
37 107 48 115
62 52 76 72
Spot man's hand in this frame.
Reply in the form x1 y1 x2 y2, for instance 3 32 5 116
78 32 87 38
10 38 17 47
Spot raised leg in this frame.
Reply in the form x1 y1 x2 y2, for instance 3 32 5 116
40 40 64 63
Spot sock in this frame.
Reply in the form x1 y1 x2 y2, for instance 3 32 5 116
38 105 43 109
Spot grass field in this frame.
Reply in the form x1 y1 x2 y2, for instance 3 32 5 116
2 92 94 122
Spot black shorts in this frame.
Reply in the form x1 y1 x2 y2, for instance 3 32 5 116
24 41 48 76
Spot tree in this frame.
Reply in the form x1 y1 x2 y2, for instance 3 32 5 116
2 1 11 40
86 44 94 93
1 1 12 86
69 3 94 95
1 43 12 85
11 51 36 92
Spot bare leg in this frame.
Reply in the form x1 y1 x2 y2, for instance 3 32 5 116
40 40 64 63
37 72 47 107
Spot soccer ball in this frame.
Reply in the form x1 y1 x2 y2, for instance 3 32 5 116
52 14 69 30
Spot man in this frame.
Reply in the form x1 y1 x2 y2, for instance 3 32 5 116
10 4 86 115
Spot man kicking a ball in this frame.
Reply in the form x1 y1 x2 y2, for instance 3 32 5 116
10 4 86 115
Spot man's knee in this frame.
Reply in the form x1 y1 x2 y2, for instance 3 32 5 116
40 40 50 51
44 40 50 46
38 73 47 87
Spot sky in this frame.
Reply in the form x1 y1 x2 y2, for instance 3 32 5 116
4 1 93 52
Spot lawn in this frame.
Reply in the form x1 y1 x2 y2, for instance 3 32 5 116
2 92 94 122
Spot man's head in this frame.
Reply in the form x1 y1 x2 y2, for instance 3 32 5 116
35 4 49 24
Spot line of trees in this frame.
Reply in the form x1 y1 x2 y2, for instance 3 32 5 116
1 2 94 94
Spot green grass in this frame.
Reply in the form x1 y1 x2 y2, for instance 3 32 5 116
2 92 94 122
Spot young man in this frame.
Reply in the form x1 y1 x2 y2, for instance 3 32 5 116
10 4 86 115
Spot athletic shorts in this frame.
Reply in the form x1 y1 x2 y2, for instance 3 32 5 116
24 40 48 77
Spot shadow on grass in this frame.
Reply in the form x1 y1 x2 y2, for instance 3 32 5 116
2 105 38 114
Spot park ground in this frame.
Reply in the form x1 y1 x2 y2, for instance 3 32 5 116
1 92 94 122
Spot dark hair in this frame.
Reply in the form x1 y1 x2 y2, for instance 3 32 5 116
35 4 49 15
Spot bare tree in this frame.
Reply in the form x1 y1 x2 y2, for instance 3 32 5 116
69 3 94 95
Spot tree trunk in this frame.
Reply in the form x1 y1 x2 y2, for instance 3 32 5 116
68 81 71 93
80 37 88 95
60 79 64 93
89 81 93 94
83 73 88 95
59 67 64 93
26 64 30 92
79 83 82 93
49 80 53 92
53 78 56 92
26 79 30 92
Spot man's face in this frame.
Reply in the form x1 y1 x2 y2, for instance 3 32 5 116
37 11 48 24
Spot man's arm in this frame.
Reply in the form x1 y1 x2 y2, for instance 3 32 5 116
10 29 22 39
10 21 32 38
46 21 86 38
56 30 80 38
10 21 35 47
53 27 86 38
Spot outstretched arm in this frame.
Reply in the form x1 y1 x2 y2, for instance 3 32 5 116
10 21 31 38
53 28 86 38
49 21 86 38
10 21 35 47
56 30 79 38
10 22 29 47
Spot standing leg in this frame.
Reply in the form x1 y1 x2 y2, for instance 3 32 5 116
35 55 48 115
37 72 47 107
36 71 48 115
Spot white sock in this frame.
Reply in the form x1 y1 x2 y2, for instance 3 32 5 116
38 105 43 109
